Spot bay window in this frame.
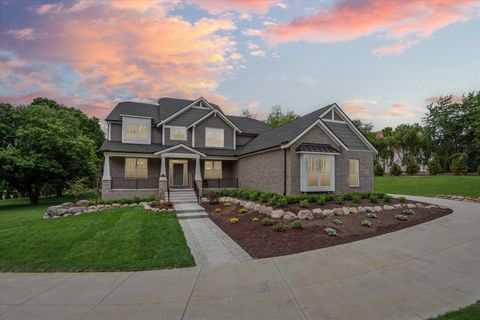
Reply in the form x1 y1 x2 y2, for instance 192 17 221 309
125 158 148 179
300 154 335 192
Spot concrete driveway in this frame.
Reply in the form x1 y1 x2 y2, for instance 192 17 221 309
1 196 479 320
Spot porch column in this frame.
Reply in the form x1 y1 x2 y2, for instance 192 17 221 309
194 156 203 199
101 155 111 200
159 156 167 200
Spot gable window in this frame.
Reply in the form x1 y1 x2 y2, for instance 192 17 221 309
122 116 151 144
125 158 148 179
204 160 222 179
205 127 224 148
170 126 187 141
349 159 360 187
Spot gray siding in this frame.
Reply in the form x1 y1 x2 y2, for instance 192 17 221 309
236 134 255 147
324 122 369 150
333 110 342 121
110 123 122 142
164 127 193 146
322 110 332 120
152 127 162 144
195 115 234 149
167 108 211 127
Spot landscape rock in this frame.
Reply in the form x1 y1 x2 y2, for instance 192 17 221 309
283 211 297 220
60 202 75 208
393 204 402 208
253 204 262 212
111 203 121 208
425 205 438 209
121 204 129 208
374 206 383 212
68 207 87 214
439 205 448 209
245 202 255 210
364 206 375 212
349 207 358 214
322 209 334 217
416 203 425 208
342 207 350 215
262 206 273 216
200 197 208 203
76 200 89 207
63 213 72 217
333 208 344 216
297 209 313 220
407 203 416 209
383 205 394 211
357 207 366 213
271 209 285 219
312 208 323 219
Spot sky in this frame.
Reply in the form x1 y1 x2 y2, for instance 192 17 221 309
1 0 479 130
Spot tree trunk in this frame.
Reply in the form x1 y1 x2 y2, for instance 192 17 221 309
29 186 40 205
56 186 63 197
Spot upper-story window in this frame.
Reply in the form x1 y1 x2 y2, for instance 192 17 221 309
122 116 151 144
205 127 224 148
170 126 187 141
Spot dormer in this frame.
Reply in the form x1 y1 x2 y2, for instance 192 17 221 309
121 115 152 145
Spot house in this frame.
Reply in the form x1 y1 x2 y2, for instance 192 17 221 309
100 97 377 200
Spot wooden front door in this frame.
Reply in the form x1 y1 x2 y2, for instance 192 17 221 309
169 159 189 187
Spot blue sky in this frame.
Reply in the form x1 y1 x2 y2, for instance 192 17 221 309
1 0 479 129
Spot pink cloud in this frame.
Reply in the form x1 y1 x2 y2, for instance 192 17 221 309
264 0 480 55
382 103 419 119
188 0 281 14
3 28 37 40
372 39 421 56
341 98 378 119
425 95 464 104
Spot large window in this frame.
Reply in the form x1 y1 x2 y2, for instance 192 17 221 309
300 154 335 192
122 116 151 144
126 125 148 139
349 159 360 187
125 158 148 179
205 127 224 148
204 160 222 179
169 126 187 141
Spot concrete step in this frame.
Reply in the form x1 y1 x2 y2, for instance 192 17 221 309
170 189 194 193
175 207 205 213
169 194 197 198
172 199 199 204
176 211 208 219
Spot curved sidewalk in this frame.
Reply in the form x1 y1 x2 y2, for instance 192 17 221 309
1 196 479 320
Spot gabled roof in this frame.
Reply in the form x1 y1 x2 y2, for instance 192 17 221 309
227 116 271 135
105 101 160 123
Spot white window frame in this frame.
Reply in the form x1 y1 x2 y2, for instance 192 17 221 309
349 159 360 187
300 154 335 192
205 127 224 148
121 116 151 145
125 158 148 179
204 160 223 179
168 126 187 141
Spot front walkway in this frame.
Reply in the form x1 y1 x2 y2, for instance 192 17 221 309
1 197 479 320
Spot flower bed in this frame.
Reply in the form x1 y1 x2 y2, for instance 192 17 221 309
201 195 452 258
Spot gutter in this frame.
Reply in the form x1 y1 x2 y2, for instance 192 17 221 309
282 141 289 196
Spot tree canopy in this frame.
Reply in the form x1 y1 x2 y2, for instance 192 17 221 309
265 105 300 128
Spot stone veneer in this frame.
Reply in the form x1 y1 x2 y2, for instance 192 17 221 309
102 180 159 200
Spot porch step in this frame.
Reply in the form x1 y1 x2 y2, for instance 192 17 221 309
174 202 208 219
172 199 199 204
176 211 208 219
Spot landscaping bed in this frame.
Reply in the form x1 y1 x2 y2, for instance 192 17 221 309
201 195 452 259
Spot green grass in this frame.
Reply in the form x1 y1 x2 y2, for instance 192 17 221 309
375 175 480 197
0 197 195 272
429 301 480 320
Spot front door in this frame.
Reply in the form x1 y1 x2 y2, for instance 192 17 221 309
169 159 189 187
173 164 184 186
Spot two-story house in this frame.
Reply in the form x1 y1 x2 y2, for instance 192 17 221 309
100 97 377 200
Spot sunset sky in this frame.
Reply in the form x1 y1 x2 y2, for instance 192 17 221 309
1 0 479 129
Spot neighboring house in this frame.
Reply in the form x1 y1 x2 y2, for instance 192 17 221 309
100 97 377 200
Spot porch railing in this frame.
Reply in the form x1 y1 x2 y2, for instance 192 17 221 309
111 178 158 189
202 178 238 189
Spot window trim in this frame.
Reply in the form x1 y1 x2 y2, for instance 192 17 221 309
168 126 188 141
205 127 225 148
121 116 151 145
300 154 335 192
124 158 148 179
349 159 360 187
204 160 223 179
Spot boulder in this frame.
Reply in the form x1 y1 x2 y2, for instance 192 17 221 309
283 211 297 220
407 203 416 209
416 203 425 208
87 206 97 210
374 206 383 212
239 200 247 207
63 213 72 217
253 204 262 212
297 209 313 220
425 205 438 209
232 198 240 204
364 206 375 212
271 209 285 219
200 197 208 203
439 205 448 209
357 207 366 213
393 204 402 208
68 207 87 214
322 209 334 218
312 208 323 219
52 215 60 219
342 207 350 215
74 212 83 216
333 208 344 216
349 207 358 214
111 203 121 208
383 205 394 211
262 206 273 216
43 213 50 219
76 200 89 207
245 202 256 210
121 204 129 208
60 202 75 208
219 197 226 202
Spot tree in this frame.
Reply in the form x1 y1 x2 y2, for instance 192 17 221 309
450 153 468 175
352 119 375 143
0 99 103 204
265 105 300 128
241 108 257 119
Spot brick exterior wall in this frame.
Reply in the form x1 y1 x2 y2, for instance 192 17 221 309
236 149 284 194
335 150 373 194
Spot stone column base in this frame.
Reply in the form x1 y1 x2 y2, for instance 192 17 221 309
195 180 203 201
101 180 111 200
159 178 167 200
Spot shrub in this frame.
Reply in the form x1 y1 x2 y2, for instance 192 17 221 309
399 196 406 203
291 220 303 229
259 192 272 202
366 213 378 219
285 195 300 204
262 217 274 226
402 209 414 215
316 195 326 205
307 194 318 202
335 196 344 204
224 202 231 207
352 194 362 203
451 153 468 175
389 162 402 176
230 217 239 224
360 192 370 199
239 208 248 214
374 162 384 176
268 195 277 205
326 194 336 201
248 191 260 201
252 217 259 222
428 157 442 175
395 214 408 221
215 208 222 214
273 223 287 232
369 195 379 203
360 219 372 227
274 196 288 208
333 219 342 225
404 157 420 174
383 194 392 203
207 191 219 204
299 199 310 208
324 227 337 236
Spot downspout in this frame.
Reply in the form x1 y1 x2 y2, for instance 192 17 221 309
283 148 287 196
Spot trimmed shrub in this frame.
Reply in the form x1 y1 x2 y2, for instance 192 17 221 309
395 214 408 221
273 223 287 232
352 194 362 203
316 195 326 205
274 196 288 208
366 213 378 219
369 195 379 203
291 220 303 229
230 217 239 224
262 217 274 226
399 196 406 203
224 202 231 207
239 208 248 214
207 191 220 204
374 162 384 176
333 219 342 225
404 157 420 174
360 219 372 227
299 199 310 208
252 217 259 222
402 209 414 215
451 153 468 175
383 194 392 203
326 194 336 201
215 208 222 213
285 195 300 204
360 192 370 199
259 192 273 202
247 191 260 201
428 157 442 175
389 162 402 176
324 227 337 236
335 196 344 204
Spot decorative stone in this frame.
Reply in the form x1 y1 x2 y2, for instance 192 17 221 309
407 203 416 209
245 202 255 210
342 207 350 215
283 211 297 220
312 208 323 218
60 202 75 208
364 206 375 212
68 207 86 214
200 197 208 203
76 200 89 207
120 204 129 208
271 209 285 219
333 208 344 216
297 209 313 220
425 205 438 209
374 206 383 212
52 215 60 219
87 206 97 210
416 203 425 208
73 212 83 216
357 207 366 213
63 213 72 217
349 207 358 214
43 213 50 219
322 209 334 217
263 206 273 216
111 203 121 208
239 200 247 207
253 204 262 212
439 205 448 209
393 204 402 208
383 205 394 211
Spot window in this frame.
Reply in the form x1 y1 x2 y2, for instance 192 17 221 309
300 154 335 192
204 161 222 179
126 124 148 139
349 159 359 187
122 116 151 144
170 126 187 141
125 158 148 179
205 127 224 148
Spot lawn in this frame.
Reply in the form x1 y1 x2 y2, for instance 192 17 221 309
430 301 480 320
0 197 195 272
375 175 480 197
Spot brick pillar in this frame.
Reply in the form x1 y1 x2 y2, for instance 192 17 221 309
159 156 167 200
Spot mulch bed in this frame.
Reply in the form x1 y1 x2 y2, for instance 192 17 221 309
201 199 452 259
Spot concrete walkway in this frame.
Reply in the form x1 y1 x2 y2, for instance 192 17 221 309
1 196 479 320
